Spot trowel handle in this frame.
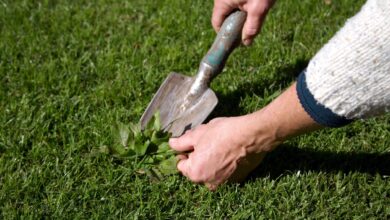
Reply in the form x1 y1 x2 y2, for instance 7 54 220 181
203 11 246 72
190 11 246 94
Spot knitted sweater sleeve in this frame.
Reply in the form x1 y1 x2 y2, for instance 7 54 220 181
297 0 390 126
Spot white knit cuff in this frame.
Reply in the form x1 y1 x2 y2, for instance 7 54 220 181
305 0 390 119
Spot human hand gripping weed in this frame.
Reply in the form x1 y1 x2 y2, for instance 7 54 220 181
170 84 322 190
169 116 275 190
212 0 276 45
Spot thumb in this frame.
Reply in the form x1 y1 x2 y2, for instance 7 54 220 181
169 131 195 152
242 9 266 46
177 157 190 177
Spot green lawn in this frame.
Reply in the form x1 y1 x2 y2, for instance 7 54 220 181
1 0 389 218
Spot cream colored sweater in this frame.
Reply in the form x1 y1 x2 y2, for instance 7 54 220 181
305 0 390 119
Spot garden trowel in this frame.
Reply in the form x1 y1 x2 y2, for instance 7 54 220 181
140 11 247 137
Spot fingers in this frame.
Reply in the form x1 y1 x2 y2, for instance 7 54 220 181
169 124 208 152
242 6 268 46
176 154 188 161
205 183 218 191
212 1 235 32
171 123 222 190
177 157 203 183
177 155 209 186
177 157 189 176
212 0 273 45
169 131 195 152
177 154 226 191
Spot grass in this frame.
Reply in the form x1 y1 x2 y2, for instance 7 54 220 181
0 0 389 218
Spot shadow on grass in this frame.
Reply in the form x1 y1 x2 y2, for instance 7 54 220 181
205 59 390 181
208 58 308 118
248 144 390 181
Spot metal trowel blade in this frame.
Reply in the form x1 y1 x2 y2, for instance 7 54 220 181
140 72 218 137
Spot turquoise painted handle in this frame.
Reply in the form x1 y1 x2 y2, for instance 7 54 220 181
202 11 246 77
189 11 246 95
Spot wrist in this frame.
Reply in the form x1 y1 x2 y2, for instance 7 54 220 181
238 110 282 154
241 83 322 153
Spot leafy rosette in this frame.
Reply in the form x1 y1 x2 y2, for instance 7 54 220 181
101 112 178 180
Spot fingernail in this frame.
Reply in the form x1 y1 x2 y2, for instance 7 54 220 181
243 39 251 46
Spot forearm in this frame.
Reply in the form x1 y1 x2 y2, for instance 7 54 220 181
260 82 323 140
241 82 322 153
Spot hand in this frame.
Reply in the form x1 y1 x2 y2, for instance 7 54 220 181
212 0 276 46
169 83 321 190
169 115 279 190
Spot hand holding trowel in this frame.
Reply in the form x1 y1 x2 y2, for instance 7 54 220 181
140 11 247 137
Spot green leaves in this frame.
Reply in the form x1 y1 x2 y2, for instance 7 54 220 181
103 112 178 180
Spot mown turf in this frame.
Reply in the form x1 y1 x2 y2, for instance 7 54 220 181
0 0 389 218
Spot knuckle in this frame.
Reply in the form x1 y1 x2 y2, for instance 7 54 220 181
262 144 276 152
183 129 194 137
245 28 258 37
243 24 259 38
198 124 207 130
209 117 225 124
192 125 207 135
188 165 205 183
250 3 270 16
